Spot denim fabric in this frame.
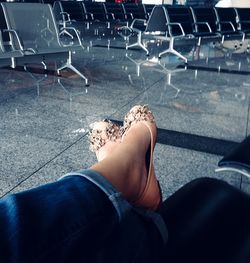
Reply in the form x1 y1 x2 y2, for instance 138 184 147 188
60 169 132 221
0 171 166 263
61 169 168 244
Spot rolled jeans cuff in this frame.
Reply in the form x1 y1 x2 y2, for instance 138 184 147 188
59 169 131 222
60 169 168 244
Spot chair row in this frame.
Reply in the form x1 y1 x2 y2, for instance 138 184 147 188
53 1 156 30
0 3 88 85
127 5 250 63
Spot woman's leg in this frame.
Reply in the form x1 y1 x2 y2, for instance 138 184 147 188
0 176 118 263
0 172 165 263
0 121 164 262
160 177 250 263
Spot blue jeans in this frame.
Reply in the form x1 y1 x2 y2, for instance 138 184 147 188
0 170 167 263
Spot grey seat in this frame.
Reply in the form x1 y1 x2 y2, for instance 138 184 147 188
1 3 88 85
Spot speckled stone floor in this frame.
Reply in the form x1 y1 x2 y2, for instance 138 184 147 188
1 26 250 200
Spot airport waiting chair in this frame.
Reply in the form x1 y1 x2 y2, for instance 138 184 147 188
53 1 87 36
190 7 220 46
158 6 196 62
214 7 244 44
53 1 88 29
126 5 195 62
123 3 147 24
127 6 198 61
216 135 250 178
104 3 127 24
235 8 250 42
126 5 169 56
1 3 88 85
83 2 114 28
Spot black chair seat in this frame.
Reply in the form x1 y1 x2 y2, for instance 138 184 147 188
241 29 250 34
193 32 218 38
220 30 242 36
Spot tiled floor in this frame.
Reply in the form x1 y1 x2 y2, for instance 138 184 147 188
1 27 250 200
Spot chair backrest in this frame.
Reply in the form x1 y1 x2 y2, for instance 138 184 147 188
104 3 126 20
52 1 63 22
123 3 147 20
83 2 107 21
0 4 10 42
215 7 238 31
235 8 250 31
186 0 212 6
138 4 147 19
144 4 155 19
43 0 56 5
22 0 44 3
56 1 86 22
165 6 194 36
191 7 217 33
1 3 62 51
145 5 168 33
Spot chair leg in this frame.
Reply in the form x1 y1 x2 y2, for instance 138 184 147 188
57 51 88 85
59 29 74 39
159 38 188 63
11 57 16 69
126 31 149 55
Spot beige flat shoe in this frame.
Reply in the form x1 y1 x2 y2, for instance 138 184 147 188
89 120 122 161
123 105 162 211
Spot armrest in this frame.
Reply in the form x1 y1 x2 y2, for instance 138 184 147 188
23 48 37 55
218 21 236 31
0 30 5 52
167 22 185 37
130 18 147 28
126 12 134 20
3 29 24 51
60 12 71 23
239 20 250 24
193 22 212 33
60 26 82 47
106 12 115 20
215 166 250 178
85 12 94 20
239 20 250 29
128 19 147 34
